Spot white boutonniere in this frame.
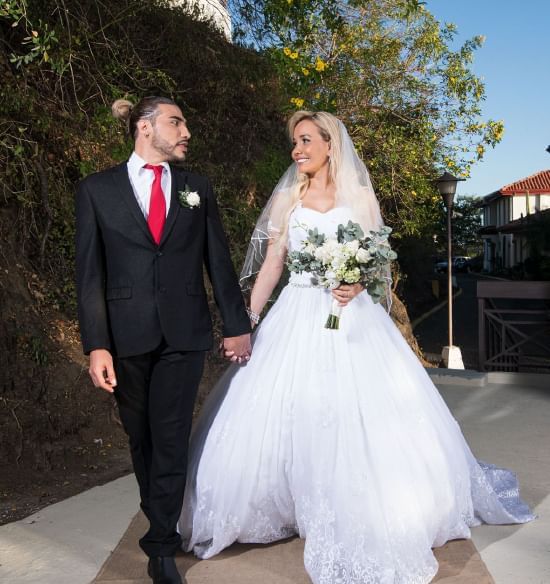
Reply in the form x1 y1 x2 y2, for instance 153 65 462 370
178 185 201 209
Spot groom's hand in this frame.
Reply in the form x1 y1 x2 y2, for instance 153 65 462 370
222 334 252 364
89 349 117 393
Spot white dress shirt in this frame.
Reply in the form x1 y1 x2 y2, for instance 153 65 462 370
127 152 171 219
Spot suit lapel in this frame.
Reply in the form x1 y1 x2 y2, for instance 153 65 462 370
160 166 184 247
112 163 155 245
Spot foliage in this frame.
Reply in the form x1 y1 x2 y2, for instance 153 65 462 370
287 222 396 303
0 0 292 472
434 195 483 256
0 0 287 311
1 0 498 306
229 0 503 238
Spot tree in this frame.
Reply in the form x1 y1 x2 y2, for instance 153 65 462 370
229 0 503 241
434 195 483 257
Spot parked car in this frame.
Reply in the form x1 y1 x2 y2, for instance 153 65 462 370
434 256 471 274
454 256 471 272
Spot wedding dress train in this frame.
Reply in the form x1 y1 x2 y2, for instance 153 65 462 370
179 204 534 584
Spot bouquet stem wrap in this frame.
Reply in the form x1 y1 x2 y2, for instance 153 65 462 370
325 299 343 330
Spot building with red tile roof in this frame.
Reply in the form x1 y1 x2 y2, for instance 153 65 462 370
479 170 550 271
500 170 550 195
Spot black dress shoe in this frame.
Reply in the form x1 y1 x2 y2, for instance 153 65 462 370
147 556 182 584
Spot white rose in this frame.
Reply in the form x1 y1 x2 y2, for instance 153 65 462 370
325 239 341 253
314 239 338 264
187 192 201 207
323 271 339 289
344 240 360 254
331 254 347 271
356 248 371 263
314 246 330 264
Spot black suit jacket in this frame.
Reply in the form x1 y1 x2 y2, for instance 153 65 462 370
75 162 251 358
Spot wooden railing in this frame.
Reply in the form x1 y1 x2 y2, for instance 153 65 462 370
477 281 550 372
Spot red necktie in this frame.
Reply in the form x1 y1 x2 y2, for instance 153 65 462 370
144 164 166 245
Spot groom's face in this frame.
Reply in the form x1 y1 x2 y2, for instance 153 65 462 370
149 104 191 162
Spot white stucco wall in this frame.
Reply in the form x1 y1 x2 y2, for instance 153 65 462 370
512 193 550 219
482 192 550 271
171 0 231 40
484 193 550 227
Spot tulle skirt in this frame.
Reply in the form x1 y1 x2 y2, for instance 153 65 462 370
179 282 534 584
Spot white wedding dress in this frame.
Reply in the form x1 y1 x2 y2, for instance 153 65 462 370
179 204 534 584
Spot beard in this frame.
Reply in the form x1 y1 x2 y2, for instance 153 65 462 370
151 132 186 162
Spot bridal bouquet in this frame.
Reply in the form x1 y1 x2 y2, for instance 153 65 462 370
287 221 397 329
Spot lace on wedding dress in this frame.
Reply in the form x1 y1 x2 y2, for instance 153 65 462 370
180 205 534 584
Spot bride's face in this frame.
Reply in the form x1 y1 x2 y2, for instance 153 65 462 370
291 120 331 176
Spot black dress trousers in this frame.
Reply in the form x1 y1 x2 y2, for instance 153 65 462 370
113 340 205 557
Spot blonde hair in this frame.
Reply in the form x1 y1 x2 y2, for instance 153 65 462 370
273 111 344 251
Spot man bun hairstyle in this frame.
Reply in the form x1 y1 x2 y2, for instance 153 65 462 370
111 96 178 140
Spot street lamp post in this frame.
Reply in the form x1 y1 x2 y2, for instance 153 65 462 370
436 171 465 369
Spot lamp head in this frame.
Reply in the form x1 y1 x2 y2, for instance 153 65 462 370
435 171 465 208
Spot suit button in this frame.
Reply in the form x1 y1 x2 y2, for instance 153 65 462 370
156 251 163 257
159 287 167 293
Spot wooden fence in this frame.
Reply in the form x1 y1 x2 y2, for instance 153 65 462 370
477 281 550 372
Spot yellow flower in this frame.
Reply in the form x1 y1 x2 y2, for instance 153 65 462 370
290 97 305 108
315 92 321 99
302 67 310 76
283 47 291 56
290 51 299 60
315 57 327 72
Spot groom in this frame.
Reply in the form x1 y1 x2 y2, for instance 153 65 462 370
75 96 251 584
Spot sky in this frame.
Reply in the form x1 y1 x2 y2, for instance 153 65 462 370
427 0 550 198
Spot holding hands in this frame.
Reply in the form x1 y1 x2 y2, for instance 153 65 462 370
222 333 252 364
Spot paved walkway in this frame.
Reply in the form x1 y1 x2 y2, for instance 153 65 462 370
414 274 485 369
1 373 549 584
93 512 493 583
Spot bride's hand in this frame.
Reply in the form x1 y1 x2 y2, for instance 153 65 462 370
332 283 364 306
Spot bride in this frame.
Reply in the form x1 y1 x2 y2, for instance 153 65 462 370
179 111 533 583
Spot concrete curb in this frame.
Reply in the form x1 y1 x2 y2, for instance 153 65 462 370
425 368 550 389
426 368 487 387
487 370 550 388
